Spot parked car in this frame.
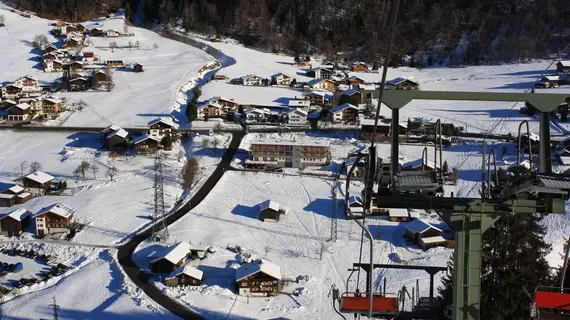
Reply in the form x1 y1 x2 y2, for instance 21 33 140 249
13 280 24 289
13 263 23 273
6 264 15 272
29 277 40 284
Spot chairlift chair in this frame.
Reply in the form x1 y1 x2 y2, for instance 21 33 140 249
533 287 570 319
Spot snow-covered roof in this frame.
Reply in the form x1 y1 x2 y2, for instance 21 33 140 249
7 185 24 194
286 108 308 116
357 84 377 91
387 77 418 86
245 108 271 115
17 192 31 199
405 219 441 234
148 117 179 129
251 137 330 147
9 103 30 111
199 102 223 110
259 200 280 212
521 132 540 141
543 75 561 81
558 61 570 67
307 78 334 87
421 236 447 244
348 76 365 81
43 97 62 104
1 100 17 105
508 159 532 170
0 208 31 222
102 124 121 133
340 89 359 96
35 203 75 219
165 265 203 281
133 134 161 145
0 194 14 199
236 259 281 281
389 208 409 218
108 128 128 139
330 103 358 114
150 241 191 264
288 100 311 107
272 73 290 78
24 171 54 184
348 195 362 206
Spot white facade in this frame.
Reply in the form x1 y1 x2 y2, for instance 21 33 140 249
243 76 263 86
286 109 308 126
43 60 63 72
14 77 40 93
272 73 291 85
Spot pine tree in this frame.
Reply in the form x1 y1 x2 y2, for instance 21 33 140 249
480 214 552 319
437 254 454 318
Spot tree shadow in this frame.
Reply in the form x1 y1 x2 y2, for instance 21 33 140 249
491 81 536 90
273 97 292 105
65 132 104 149
231 204 259 219
304 198 346 219
499 70 549 77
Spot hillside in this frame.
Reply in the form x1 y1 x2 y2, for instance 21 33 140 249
6 0 570 65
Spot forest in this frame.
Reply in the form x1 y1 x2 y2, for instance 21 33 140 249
7 0 570 65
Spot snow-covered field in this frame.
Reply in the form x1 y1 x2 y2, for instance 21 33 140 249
0 130 230 245
1 247 177 319
135 171 453 319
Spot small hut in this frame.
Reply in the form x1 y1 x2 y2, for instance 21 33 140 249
259 200 283 222
133 63 144 73
164 265 203 287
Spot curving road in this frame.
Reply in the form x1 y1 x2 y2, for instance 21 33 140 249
117 129 245 319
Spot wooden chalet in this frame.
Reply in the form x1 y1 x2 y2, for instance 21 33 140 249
387 77 419 90
82 51 96 62
6 103 31 121
63 38 81 49
1 84 23 99
404 219 447 250
259 200 283 223
197 102 224 119
90 28 104 37
150 241 191 274
0 194 15 207
216 97 239 110
535 75 561 88
236 259 282 297
106 128 130 149
164 265 203 287
557 61 570 74
148 118 179 139
347 76 366 85
351 62 369 72
42 97 63 114
21 171 54 196
106 60 125 69
389 208 409 222
212 74 229 81
33 203 75 237
43 45 58 55
339 89 362 105
92 69 110 83
302 92 332 106
271 73 291 85
330 103 359 123
0 208 31 237
43 59 63 72
133 134 161 154
307 78 335 91
306 67 333 79
69 77 89 91
133 63 144 73
294 55 311 67
101 124 122 135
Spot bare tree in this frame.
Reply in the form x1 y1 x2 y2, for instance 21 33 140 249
109 41 118 52
153 43 159 51
91 163 99 179
30 161 42 173
135 40 140 48
211 138 220 154
127 41 133 50
19 161 29 177
104 68 114 92
74 161 91 180
32 34 49 50
213 122 223 133
106 165 118 181
182 157 199 188
199 138 210 149
0 14 6 26
76 99 89 111
177 150 185 162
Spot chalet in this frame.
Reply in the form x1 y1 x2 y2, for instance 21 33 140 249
404 219 447 250
242 75 263 86
244 108 271 123
216 97 239 111
106 128 130 149
69 61 84 71
285 108 308 126
43 52 57 61
302 92 332 106
63 38 81 49
90 27 104 37
148 118 179 139
271 73 291 85
133 63 144 73
557 61 570 74
6 103 31 121
340 89 362 105
106 29 120 37
259 200 283 222
236 259 282 297
330 103 359 123
307 78 335 91
306 67 333 79
42 97 63 114
164 265 203 287
101 124 122 135
229 78 244 85
43 45 58 55
150 241 192 274
351 62 369 72
82 52 96 62
0 184 32 205
92 69 110 83
106 60 125 69
33 203 75 237
197 102 224 119
0 100 17 110
389 208 409 222
288 100 311 109
535 75 561 89
359 118 407 141
69 77 89 91
43 59 64 72
18 98 41 114
67 31 83 41
21 171 54 196
133 134 161 154
0 84 23 100
347 76 366 85
212 74 229 81
387 77 420 91
75 24 86 33
0 208 31 237
248 138 330 168
65 24 77 34
14 76 40 93
294 55 311 68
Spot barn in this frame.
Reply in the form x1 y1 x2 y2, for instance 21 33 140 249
404 219 447 250
389 208 409 222
164 265 203 287
0 208 31 237
259 200 283 223
149 241 191 274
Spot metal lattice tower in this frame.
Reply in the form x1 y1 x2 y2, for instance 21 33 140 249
49 297 59 320
329 178 338 242
151 153 169 242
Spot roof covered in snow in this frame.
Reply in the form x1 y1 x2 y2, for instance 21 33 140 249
148 117 179 129
0 208 31 222
286 108 308 116
165 264 203 281
236 259 281 281
102 124 121 133
288 100 310 107
404 219 441 234
330 103 358 114
11 103 30 111
35 203 75 219
24 171 54 184
151 241 191 265
389 208 409 218
133 134 161 145
259 200 280 212
558 61 570 67
387 77 418 86
421 236 447 244
108 128 128 139
251 137 330 147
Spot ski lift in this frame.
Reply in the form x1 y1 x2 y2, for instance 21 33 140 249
532 287 570 319
340 294 399 315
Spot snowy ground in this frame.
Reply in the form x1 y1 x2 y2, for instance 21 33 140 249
1 248 177 319
201 82 306 108
0 130 230 245
135 171 453 319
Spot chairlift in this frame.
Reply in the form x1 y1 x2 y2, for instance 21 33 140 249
532 287 570 319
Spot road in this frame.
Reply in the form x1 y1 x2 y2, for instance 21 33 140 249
116 129 245 320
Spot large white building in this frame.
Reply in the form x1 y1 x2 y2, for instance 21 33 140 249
248 137 330 168
285 109 308 126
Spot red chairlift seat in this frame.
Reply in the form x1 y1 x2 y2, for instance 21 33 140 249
340 294 399 315
534 287 570 318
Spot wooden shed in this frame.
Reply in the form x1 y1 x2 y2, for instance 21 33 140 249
150 241 191 274
259 200 282 223
133 63 144 73
164 265 203 287
0 208 31 237
404 220 445 250
389 208 409 222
